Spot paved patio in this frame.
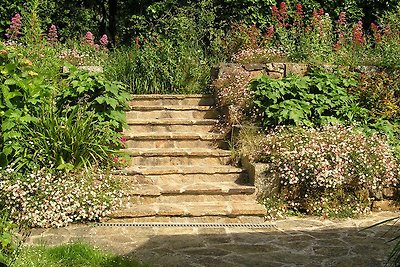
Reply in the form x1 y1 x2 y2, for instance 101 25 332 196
26 212 400 267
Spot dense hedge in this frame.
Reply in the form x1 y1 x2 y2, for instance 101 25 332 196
1 0 399 44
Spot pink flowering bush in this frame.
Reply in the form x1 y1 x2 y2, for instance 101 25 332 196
241 125 398 218
0 166 120 228
84 31 95 46
5 14 22 40
47 24 58 45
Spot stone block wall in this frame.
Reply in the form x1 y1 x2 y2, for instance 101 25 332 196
212 62 309 81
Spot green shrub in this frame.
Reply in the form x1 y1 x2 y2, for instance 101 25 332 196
0 211 28 266
251 69 367 128
59 65 130 131
249 125 398 218
0 44 53 168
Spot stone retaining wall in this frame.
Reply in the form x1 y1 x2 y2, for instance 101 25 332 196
212 62 383 81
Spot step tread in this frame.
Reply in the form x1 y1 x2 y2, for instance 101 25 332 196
131 94 213 100
111 201 266 217
124 182 255 196
129 106 214 111
119 165 244 175
123 148 231 156
127 118 218 125
123 132 224 140
111 201 266 218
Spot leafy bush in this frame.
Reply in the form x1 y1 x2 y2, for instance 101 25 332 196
0 167 120 228
351 71 400 121
0 212 18 266
0 211 28 266
248 125 398 218
251 69 368 128
0 45 53 168
59 65 129 131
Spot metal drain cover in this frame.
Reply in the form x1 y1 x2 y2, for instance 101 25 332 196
97 222 276 228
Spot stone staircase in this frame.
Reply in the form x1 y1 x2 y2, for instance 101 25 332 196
110 94 266 221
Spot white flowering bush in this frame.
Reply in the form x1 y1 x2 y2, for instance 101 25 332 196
213 65 254 133
253 125 398 218
0 166 120 228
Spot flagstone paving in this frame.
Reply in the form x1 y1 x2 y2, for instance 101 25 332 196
26 211 400 266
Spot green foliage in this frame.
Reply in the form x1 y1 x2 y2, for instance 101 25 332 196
23 104 122 169
60 65 130 130
0 45 53 167
251 69 367 128
0 44 129 170
0 212 17 266
106 38 211 94
15 242 147 267
0 211 28 266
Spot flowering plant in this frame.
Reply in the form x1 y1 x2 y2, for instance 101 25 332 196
0 166 120 227
256 125 398 218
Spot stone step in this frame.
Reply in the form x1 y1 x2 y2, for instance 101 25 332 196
111 201 267 218
119 173 249 187
123 182 255 196
126 119 218 133
123 132 226 149
117 165 248 183
130 94 215 107
126 106 218 120
121 193 257 205
120 165 245 175
124 148 232 166
105 215 267 224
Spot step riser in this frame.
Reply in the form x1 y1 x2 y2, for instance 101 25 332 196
125 139 227 149
126 110 218 120
125 124 216 133
130 98 215 107
120 173 248 184
130 156 231 166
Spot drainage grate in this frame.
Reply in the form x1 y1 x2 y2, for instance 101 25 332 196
96 222 276 229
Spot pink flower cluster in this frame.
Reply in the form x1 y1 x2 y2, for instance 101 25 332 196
84 31 109 51
5 13 22 40
47 24 58 45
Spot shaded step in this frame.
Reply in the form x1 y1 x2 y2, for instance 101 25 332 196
124 148 232 166
126 106 218 120
126 119 218 133
130 94 215 107
111 201 267 218
123 132 226 149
